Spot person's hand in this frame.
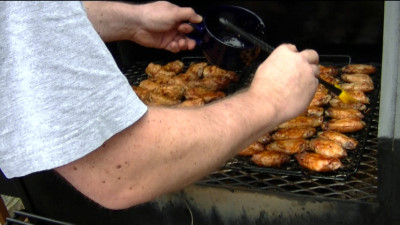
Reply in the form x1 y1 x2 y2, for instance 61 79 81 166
131 1 203 53
249 44 320 122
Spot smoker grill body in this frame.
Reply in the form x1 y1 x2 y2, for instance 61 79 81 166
1 1 398 225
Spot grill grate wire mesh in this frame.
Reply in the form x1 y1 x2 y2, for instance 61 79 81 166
122 57 379 202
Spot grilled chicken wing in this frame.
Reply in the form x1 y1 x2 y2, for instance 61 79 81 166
319 65 339 76
184 88 226 103
325 107 364 119
238 142 265 156
295 152 343 172
132 86 151 104
265 138 309 155
272 127 316 140
340 82 374 92
180 62 208 81
202 65 239 82
321 117 366 133
278 116 324 129
251 151 291 167
346 91 370 104
152 85 185 101
341 64 376 74
148 92 181 106
176 98 205 108
318 73 340 85
309 138 347 158
318 131 358 150
329 97 367 111
341 73 373 84
309 84 332 107
301 106 325 117
162 60 185 73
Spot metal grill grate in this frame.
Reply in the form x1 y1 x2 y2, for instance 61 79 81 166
123 58 379 203
197 100 379 202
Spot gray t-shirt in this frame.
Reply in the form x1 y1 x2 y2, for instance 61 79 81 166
0 2 148 178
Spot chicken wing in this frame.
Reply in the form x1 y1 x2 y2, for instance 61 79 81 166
295 152 343 172
321 117 366 133
184 88 226 103
176 98 205 108
202 65 239 82
341 64 376 74
152 85 185 101
319 65 339 76
278 116 324 129
318 131 358 150
309 84 332 107
325 107 364 119
340 82 374 92
341 73 373 84
180 62 208 81
251 151 291 167
309 138 347 158
238 142 265 156
329 97 367 111
148 92 181 106
318 72 340 85
265 138 309 155
300 106 324 117
162 60 185 73
346 91 370 104
272 127 316 140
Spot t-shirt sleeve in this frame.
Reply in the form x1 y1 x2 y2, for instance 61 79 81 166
0 2 148 178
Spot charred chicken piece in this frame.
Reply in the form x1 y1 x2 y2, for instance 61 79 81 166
325 107 364 119
309 138 347 159
272 127 316 140
295 152 343 172
318 130 358 150
265 138 309 155
278 116 324 129
238 142 265 156
251 150 291 167
341 64 376 74
321 117 366 133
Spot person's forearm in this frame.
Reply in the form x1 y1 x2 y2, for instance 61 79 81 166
55 89 282 210
83 1 138 42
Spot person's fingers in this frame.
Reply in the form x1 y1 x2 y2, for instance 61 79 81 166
311 64 320 77
178 7 203 24
300 49 319 65
178 23 194 34
282 43 298 52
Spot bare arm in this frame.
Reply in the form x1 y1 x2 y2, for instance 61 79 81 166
83 1 202 52
55 44 319 210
